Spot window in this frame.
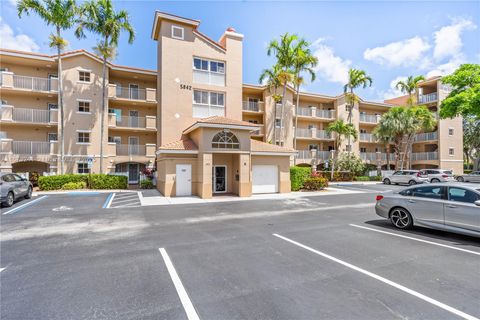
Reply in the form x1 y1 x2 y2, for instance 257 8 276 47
360 147 367 153
77 131 90 143
1 174 15 182
411 186 445 200
309 144 318 150
449 148 455 156
448 128 454 136
192 90 225 118
193 57 225 86
212 131 240 149
78 100 90 113
47 133 57 141
275 119 282 128
77 162 90 174
108 136 121 144
78 71 91 82
248 120 258 124
171 25 184 40
448 187 480 204
109 108 122 121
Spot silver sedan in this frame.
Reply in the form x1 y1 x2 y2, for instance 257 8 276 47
456 171 480 183
375 183 480 237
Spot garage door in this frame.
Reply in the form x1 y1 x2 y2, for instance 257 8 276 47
252 165 278 194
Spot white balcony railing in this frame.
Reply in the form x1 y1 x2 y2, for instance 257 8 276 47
411 152 439 161
414 132 438 142
359 114 380 123
116 116 146 128
297 107 311 116
296 128 311 137
115 87 147 100
418 92 438 104
296 150 331 160
242 101 263 112
12 74 58 92
360 133 377 142
12 108 50 123
315 110 335 119
116 144 146 156
252 125 264 135
316 130 332 139
12 141 50 154
360 152 395 161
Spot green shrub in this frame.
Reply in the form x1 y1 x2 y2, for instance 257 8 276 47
369 175 382 181
29 171 40 187
290 167 311 191
354 176 370 181
303 177 329 191
336 154 365 177
88 174 128 189
140 179 154 189
61 181 87 190
464 169 472 174
38 174 88 191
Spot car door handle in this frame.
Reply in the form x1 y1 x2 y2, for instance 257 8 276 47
408 199 416 203
446 205 457 208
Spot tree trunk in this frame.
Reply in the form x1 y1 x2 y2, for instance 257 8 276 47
293 80 300 165
385 142 390 170
347 88 354 154
272 86 278 145
100 44 108 174
57 27 65 175
279 81 287 146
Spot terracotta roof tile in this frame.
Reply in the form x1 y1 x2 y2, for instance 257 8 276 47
250 139 295 153
195 116 258 127
158 139 198 151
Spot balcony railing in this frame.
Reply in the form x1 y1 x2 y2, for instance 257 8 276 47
12 141 51 154
13 74 58 92
296 150 331 160
296 128 311 137
418 92 438 104
414 132 438 142
316 130 332 139
116 116 146 128
11 108 55 123
252 125 264 135
360 152 394 161
297 107 312 117
411 152 439 161
359 114 380 124
242 101 264 112
360 133 377 142
116 144 146 156
315 110 335 119
115 86 146 100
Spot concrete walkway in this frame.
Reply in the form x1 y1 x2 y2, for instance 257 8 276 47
139 187 365 207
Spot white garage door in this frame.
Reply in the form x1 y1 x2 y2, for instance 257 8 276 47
252 165 278 194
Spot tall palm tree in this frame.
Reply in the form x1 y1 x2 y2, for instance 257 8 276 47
373 120 393 170
18 0 77 175
326 119 358 180
292 39 318 162
343 68 372 152
75 0 134 173
402 106 436 168
259 64 282 144
266 33 297 145
395 75 425 106
375 107 407 169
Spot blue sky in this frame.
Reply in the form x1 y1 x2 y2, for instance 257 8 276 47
1 0 479 101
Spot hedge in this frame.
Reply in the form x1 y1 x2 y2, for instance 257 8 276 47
303 177 328 190
140 179 154 189
62 181 87 190
354 176 382 182
290 167 311 191
38 174 127 191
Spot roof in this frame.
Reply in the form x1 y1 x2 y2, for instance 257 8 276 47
183 116 259 134
157 139 198 152
250 139 295 154
151 10 201 41
384 95 409 106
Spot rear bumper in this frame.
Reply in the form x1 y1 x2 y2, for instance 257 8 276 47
375 202 389 218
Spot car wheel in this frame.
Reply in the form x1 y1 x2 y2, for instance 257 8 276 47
456 176 464 182
25 187 32 199
4 192 14 207
431 178 440 183
383 178 391 185
390 207 413 229
408 180 417 185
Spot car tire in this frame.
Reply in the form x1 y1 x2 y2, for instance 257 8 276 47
25 187 32 199
431 178 440 183
456 176 464 182
390 207 413 229
408 180 417 185
383 178 391 185
4 192 14 207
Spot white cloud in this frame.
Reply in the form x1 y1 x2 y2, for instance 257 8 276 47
433 18 476 61
363 36 431 67
312 38 351 84
426 55 465 78
0 17 40 52
382 76 408 100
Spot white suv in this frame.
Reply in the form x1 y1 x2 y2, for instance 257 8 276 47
383 170 429 185
420 169 455 183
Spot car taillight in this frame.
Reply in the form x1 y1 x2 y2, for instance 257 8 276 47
442 174 448 178
376 195 384 201
416 172 421 177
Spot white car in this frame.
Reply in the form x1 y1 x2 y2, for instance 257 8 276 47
420 169 455 183
456 171 480 183
383 170 429 186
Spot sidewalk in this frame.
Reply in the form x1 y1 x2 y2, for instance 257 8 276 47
33 189 136 196
329 181 382 186
139 187 364 207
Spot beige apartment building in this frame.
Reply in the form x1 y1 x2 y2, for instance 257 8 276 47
0 10 463 198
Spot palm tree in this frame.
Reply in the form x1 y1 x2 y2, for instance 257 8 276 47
373 121 393 170
259 64 282 144
292 39 318 163
18 0 77 174
75 0 134 173
343 68 372 152
266 33 297 145
402 106 436 168
326 119 358 180
395 75 425 106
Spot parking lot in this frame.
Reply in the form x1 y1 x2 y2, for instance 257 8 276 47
1 183 479 320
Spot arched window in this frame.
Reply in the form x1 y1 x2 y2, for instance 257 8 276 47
212 131 240 149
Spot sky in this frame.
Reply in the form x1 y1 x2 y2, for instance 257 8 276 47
1 0 479 102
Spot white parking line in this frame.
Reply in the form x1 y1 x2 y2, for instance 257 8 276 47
110 197 140 204
2 196 48 215
350 224 480 256
159 248 200 320
273 233 479 320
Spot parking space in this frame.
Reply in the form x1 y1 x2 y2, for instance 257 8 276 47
1 183 479 319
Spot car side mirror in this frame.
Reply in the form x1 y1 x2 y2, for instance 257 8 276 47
21 178 27 182
475 200 480 207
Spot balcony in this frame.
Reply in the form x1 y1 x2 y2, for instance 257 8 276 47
296 150 331 160
296 128 333 140
316 130 332 139
0 106 58 125
359 114 380 124
108 114 156 130
0 140 57 155
360 133 377 143
411 152 439 161
418 92 438 104
315 110 335 119
297 107 312 117
360 152 394 162
414 132 438 142
112 143 156 157
107 84 156 102
252 125 264 136
0 72 58 93
242 101 264 112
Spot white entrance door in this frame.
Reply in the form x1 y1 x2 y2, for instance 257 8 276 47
212 165 227 193
176 164 192 196
128 163 139 184
252 165 278 194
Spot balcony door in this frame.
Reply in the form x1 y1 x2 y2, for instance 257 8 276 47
129 110 139 128
48 74 58 91
128 136 139 155
129 84 139 99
